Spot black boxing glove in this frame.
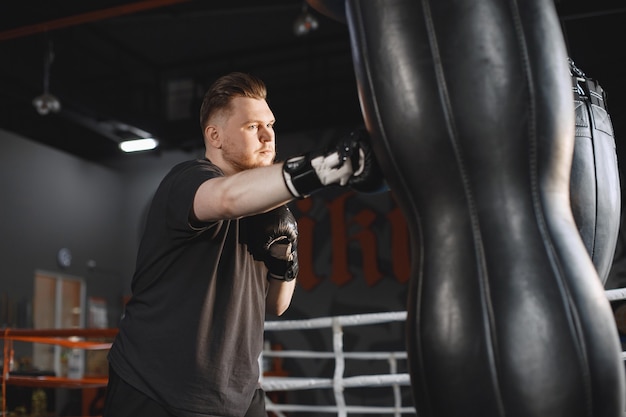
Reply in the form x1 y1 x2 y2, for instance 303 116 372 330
346 128 389 194
243 205 299 282
282 128 386 198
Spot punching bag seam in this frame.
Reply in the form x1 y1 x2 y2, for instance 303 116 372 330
421 0 507 415
511 0 594 415
347 1 416 212
588 98 599 260
346 0 431 412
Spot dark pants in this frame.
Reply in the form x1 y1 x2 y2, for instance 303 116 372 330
103 365 266 417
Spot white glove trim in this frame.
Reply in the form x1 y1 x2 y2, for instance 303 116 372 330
310 152 355 186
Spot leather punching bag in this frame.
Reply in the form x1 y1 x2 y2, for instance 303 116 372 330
569 60 621 285
307 0 625 416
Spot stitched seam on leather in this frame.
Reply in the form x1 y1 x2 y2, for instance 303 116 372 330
346 0 430 412
421 0 506 415
511 0 593 414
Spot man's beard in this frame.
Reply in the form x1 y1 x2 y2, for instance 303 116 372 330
222 141 274 172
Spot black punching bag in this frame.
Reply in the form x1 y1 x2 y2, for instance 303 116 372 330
308 0 625 416
569 60 621 285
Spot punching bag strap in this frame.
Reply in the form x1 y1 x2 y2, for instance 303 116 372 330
569 58 610 111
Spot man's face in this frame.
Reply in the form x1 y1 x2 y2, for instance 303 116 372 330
218 96 276 172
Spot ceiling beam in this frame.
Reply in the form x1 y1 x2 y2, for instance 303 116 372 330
0 0 193 41
559 6 626 21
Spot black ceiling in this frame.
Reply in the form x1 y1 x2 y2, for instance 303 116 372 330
1 0 625 163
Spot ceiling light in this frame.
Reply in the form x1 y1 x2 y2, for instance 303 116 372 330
119 138 159 153
33 40 61 115
293 3 319 36
33 93 61 115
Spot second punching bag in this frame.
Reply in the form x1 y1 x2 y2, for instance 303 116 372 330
569 59 621 286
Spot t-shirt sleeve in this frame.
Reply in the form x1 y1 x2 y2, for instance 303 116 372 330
165 161 222 234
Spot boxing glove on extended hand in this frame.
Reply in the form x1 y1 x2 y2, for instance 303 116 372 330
282 128 387 198
243 205 299 281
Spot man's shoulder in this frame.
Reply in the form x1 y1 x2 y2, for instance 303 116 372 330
168 158 224 178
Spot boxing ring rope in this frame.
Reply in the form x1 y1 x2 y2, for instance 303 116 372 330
605 288 626 302
262 289 626 416
261 311 415 416
0 289 625 416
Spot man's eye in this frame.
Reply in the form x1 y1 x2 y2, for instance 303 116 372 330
248 125 258 130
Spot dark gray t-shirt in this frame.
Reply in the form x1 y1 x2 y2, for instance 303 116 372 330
108 159 268 417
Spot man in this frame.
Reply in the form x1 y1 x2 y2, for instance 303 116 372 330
104 72 380 417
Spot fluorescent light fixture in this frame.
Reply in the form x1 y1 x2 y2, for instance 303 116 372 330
119 138 159 153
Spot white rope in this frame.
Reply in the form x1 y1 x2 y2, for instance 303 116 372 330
262 310 414 415
261 288 626 415
264 311 407 331
264 397 288 417
262 374 412 392
332 317 347 417
263 350 407 360
265 403 416 414
605 288 626 302
389 354 403 417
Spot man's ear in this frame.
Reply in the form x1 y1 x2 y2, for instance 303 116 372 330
204 125 221 149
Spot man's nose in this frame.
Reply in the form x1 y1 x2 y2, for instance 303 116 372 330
259 126 274 142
